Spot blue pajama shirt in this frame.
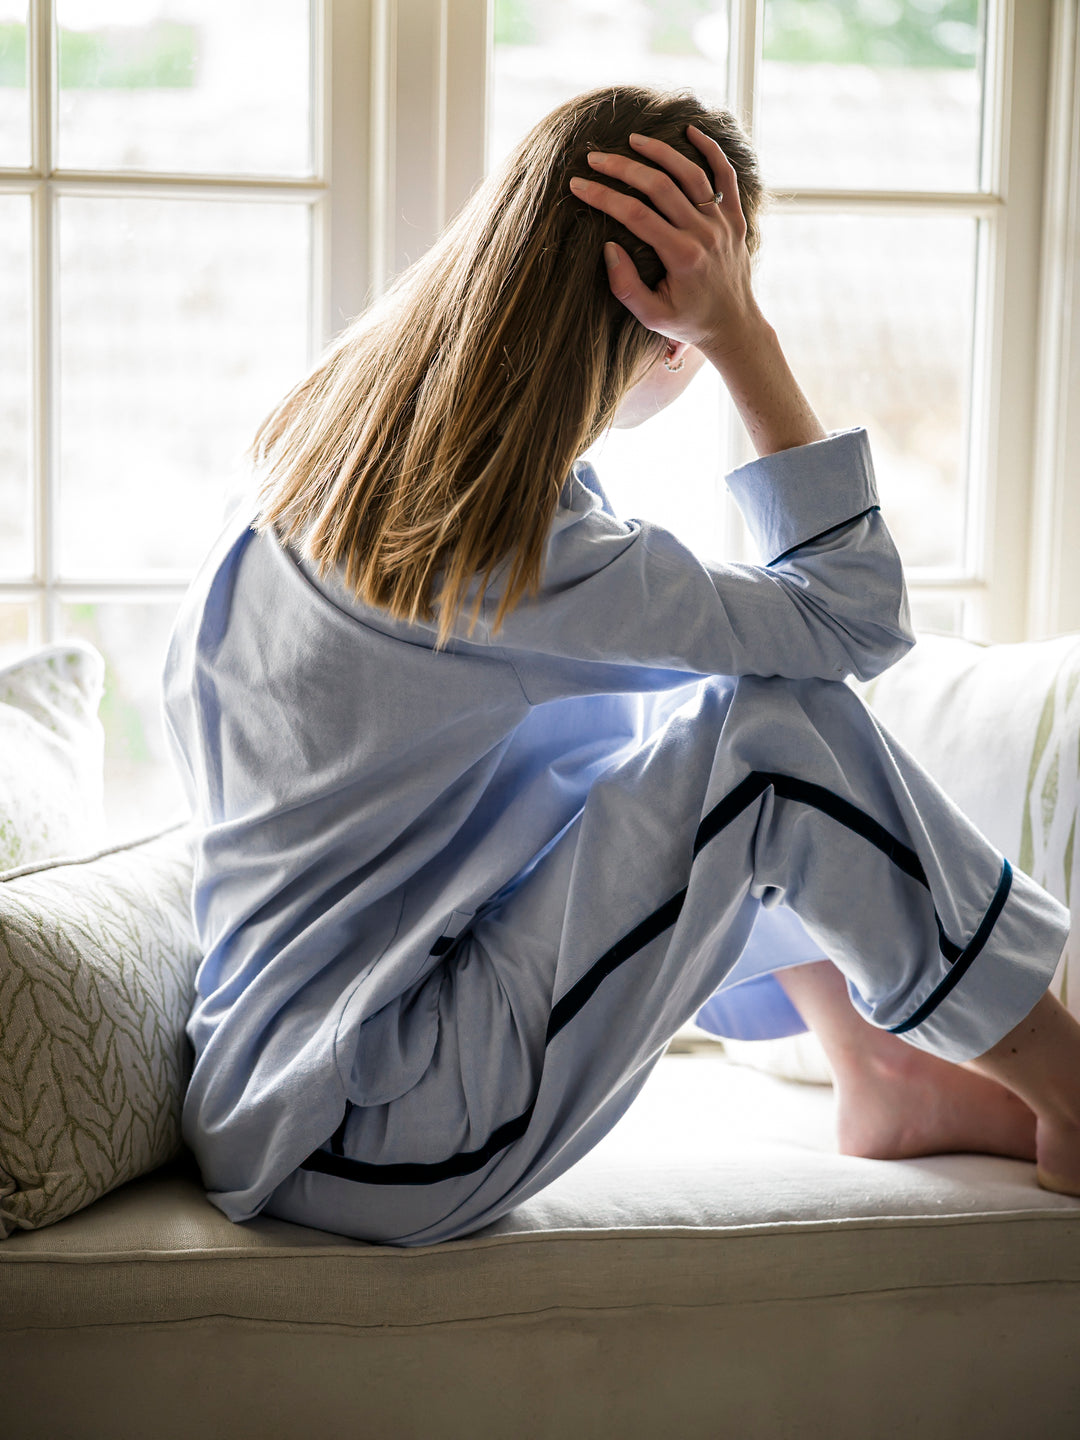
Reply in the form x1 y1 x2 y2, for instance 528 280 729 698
162 427 1070 1246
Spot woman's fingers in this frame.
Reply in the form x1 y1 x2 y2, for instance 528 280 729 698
627 130 720 209
568 175 690 270
687 125 746 234
600 241 671 332
585 148 710 230
569 127 757 348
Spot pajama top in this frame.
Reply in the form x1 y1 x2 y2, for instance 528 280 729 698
162 426 915 1222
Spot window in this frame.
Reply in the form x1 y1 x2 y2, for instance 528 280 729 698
3 0 1076 839
1 0 328 837
487 0 1057 643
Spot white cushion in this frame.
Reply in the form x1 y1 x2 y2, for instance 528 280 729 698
0 642 106 872
3 1053 1079 1440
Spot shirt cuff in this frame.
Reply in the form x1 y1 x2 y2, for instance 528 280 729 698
724 427 880 565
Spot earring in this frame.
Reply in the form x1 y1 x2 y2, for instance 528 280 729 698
663 351 685 373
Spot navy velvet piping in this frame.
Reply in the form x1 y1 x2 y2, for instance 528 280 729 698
766 505 881 567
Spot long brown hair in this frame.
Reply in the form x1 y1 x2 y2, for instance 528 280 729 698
253 85 763 647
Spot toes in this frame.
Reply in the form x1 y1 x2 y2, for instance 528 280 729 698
1036 1164 1080 1197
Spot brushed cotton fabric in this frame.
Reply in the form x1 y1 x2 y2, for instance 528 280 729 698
161 428 1069 1242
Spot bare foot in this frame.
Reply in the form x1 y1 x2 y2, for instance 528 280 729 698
965 991 1080 1197
777 960 1039 1164
1035 1115 1080 1195
832 1041 1038 1163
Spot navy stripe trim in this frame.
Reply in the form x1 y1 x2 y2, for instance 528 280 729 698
300 773 1012 1187
303 1102 536 1185
329 1103 351 1157
695 772 928 887
546 889 687 1044
767 506 880 567
888 859 1013 1035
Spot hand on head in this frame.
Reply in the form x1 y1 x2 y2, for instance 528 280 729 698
569 126 765 363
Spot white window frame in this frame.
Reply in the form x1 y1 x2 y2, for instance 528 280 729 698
731 0 1053 644
1030 0 1080 639
2 0 333 645
4 0 1078 651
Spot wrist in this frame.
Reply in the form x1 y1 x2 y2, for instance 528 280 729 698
698 307 777 377
702 316 827 457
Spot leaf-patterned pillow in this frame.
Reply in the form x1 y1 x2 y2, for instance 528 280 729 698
0 826 200 1237
0 642 106 871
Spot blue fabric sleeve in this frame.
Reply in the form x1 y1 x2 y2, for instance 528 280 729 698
485 428 915 702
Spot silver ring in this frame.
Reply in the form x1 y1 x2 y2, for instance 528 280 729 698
695 193 723 208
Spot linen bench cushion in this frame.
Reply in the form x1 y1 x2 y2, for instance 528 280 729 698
4 1053 1079 1440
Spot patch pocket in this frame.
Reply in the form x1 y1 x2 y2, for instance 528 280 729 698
429 908 475 958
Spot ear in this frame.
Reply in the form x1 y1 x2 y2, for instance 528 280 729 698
662 339 689 372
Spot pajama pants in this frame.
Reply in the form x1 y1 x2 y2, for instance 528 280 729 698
262 673 1069 1246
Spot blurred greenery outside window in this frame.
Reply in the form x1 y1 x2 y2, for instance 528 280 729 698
0 21 198 88
495 0 980 67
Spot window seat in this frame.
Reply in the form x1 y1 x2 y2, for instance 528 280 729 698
4 1049 1079 1440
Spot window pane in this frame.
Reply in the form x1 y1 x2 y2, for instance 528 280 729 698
55 0 313 176
755 211 977 571
492 0 735 553
0 1 28 167
491 0 731 170
0 602 31 657
59 600 188 842
909 593 965 633
585 364 733 558
759 0 987 191
57 195 310 578
0 193 32 577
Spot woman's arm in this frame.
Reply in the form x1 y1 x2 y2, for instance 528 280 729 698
492 128 909 700
571 125 826 458
484 426 913 702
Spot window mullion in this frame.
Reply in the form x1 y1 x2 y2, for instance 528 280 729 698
1029 0 1080 639
728 0 762 136
720 0 764 559
28 0 55 642
328 0 376 329
978 0 1053 641
443 0 488 217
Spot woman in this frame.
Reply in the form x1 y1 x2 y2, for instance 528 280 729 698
163 85 1080 1246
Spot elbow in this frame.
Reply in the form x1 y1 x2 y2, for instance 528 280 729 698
846 560 916 681
847 586 917 680
847 625 916 681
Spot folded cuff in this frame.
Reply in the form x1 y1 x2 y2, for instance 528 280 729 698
725 427 880 565
879 862 1071 1064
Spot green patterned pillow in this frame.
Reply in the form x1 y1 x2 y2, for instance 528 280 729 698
0 826 199 1237
0 642 106 871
